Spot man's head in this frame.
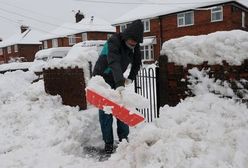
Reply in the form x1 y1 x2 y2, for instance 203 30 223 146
122 19 144 47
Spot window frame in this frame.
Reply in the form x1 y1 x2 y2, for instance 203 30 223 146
107 34 112 39
140 45 154 61
177 11 194 27
7 46 11 54
82 33 88 41
242 11 246 28
44 41 48 49
120 24 127 32
68 35 77 45
142 19 150 32
0 48 3 55
14 45 18 53
52 39 58 48
211 6 223 22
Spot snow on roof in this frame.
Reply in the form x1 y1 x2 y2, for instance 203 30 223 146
41 16 115 41
0 28 43 48
160 30 248 66
113 0 248 24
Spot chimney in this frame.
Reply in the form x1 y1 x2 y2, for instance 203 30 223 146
0 38 2 42
20 25 29 33
90 16 94 23
75 10 84 23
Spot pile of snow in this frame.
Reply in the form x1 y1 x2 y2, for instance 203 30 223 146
0 71 105 168
0 71 36 102
0 62 33 72
161 30 248 66
87 76 150 111
44 41 105 83
0 69 247 168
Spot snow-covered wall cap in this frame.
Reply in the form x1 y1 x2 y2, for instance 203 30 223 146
160 30 248 66
112 0 248 25
0 28 43 48
41 16 115 41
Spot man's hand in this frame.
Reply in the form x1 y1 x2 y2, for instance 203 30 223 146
125 78 133 86
116 86 125 96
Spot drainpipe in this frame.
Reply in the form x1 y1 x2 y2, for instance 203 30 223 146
158 16 163 50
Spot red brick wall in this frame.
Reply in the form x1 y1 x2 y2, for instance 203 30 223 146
43 67 87 110
1 44 40 63
158 55 248 106
19 44 41 62
87 32 113 40
162 4 248 41
42 32 113 48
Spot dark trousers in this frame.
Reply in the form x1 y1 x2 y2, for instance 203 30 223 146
99 109 129 144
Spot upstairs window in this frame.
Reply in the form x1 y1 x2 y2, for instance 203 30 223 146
120 24 127 32
68 35 76 45
211 6 223 22
14 45 18 53
7 46 11 54
52 39 58 48
44 41 48 49
142 19 150 32
82 33 88 41
177 11 194 27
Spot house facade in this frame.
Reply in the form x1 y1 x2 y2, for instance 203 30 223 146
113 0 248 62
40 13 115 49
0 26 43 64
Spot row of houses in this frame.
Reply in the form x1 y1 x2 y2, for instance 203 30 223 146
0 0 248 64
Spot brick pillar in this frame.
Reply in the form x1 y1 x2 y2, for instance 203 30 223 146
43 67 87 110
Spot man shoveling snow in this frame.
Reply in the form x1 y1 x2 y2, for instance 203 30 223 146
92 19 144 154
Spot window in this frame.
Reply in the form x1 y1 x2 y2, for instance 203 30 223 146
107 34 112 39
211 6 223 22
68 35 76 45
140 45 154 60
44 41 48 49
120 24 127 32
82 33 88 41
177 11 194 27
14 45 18 53
52 39 58 48
242 12 246 28
0 48 3 55
7 46 11 54
142 20 150 32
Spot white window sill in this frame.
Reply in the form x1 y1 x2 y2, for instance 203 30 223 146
177 24 194 28
211 19 223 23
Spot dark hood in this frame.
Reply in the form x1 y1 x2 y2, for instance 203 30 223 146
122 19 144 43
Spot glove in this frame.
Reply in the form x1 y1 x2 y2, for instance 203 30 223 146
125 78 133 86
116 86 125 95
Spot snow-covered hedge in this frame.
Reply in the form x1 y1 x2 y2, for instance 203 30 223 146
161 30 248 66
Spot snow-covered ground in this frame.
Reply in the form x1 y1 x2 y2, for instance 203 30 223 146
0 67 247 168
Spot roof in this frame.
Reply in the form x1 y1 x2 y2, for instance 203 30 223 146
0 29 43 48
41 16 116 41
113 0 248 25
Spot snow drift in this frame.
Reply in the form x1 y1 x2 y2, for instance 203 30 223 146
161 30 248 66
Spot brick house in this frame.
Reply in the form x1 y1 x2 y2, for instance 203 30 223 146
112 0 248 62
0 26 43 64
40 12 115 49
